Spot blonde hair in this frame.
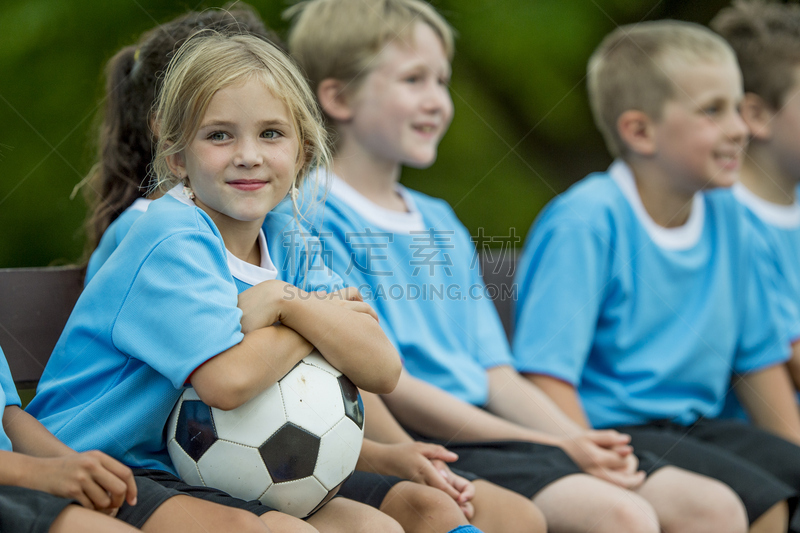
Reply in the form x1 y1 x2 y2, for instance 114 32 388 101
285 0 454 96
712 0 800 110
151 31 331 208
587 20 736 157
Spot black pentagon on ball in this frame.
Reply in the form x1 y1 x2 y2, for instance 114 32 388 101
175 400 217 462
338 375 364 429
259 423 321 482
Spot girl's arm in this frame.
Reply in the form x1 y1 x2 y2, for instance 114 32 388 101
277 286 401 395
192 283 400 410
190 324 314 411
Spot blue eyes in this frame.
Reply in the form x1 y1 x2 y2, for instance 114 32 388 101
208 131 229 141
206 130 282 141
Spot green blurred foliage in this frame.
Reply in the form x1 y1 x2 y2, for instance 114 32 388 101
0 0 730 267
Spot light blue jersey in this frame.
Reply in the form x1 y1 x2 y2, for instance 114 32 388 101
0 347 21 452
731 183 800 342
512 161 788 429
27 188 343 473
279 171 513 406
85 198 151 286
721 183 800 420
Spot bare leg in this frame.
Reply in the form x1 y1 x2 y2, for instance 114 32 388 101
469 480 546 533
532 473 659 533
636 466 747 533
308 497 402 533
140 494 316 533
749 501 789 533
379 480 468 532
49 505 140 533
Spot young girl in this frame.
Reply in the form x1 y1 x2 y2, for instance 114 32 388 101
81 3 281 284
28 31 403 533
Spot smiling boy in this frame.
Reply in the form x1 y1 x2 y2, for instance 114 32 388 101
513 20 800 532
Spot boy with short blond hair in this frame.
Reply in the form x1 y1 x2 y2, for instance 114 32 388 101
514 18 800 532
712 0 800 390
285 2 754 531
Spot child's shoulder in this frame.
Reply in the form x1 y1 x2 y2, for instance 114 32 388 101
137 192 223 241
402 187 453 212
537 168 627 232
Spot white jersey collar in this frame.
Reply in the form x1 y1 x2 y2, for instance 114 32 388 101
609 160 705 250
166 184 278 284
325 171 426 234
733 182 800 229
129 198 152 213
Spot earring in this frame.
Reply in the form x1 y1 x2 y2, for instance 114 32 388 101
181 176 195 201
290 185 299 201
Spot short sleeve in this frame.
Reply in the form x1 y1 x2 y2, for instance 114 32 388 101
513 220 609 385
0 351 21 408
296 235 348 293
734 231 791 374
112 231 245 389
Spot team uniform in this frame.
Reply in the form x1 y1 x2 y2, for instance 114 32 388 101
512 160 800 524
85 198 152 286
27 186 354 518
70 188 412 512
276 170 592 499
722 183 800 420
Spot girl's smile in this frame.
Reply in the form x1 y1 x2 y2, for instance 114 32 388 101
168 77 301 245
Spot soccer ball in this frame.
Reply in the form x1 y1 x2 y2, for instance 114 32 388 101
166 351 365 518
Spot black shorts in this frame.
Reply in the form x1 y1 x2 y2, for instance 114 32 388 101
0 475 183 531
0 485 75 533
617 418 800 526
409 435 584 498
338 471 403 508
129 468 277 524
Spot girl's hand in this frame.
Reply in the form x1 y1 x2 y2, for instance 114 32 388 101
371 442 464 499
238 279 293 333
430 459 476 519
25 451 137 512
315 288 379 322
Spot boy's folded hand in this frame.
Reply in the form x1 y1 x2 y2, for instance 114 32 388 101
556 431 646 489
27 451 137 512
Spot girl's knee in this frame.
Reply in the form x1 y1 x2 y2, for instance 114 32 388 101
260 510 318 533
382 481 466 531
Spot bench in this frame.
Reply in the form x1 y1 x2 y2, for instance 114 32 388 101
0 251 517 396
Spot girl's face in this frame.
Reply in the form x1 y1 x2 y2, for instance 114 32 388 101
170 78 301 228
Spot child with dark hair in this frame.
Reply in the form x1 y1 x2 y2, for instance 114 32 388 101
81 4 283 283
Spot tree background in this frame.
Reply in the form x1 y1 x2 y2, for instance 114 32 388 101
0 0 732 267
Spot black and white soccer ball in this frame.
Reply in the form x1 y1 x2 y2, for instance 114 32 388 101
166 351 365 518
